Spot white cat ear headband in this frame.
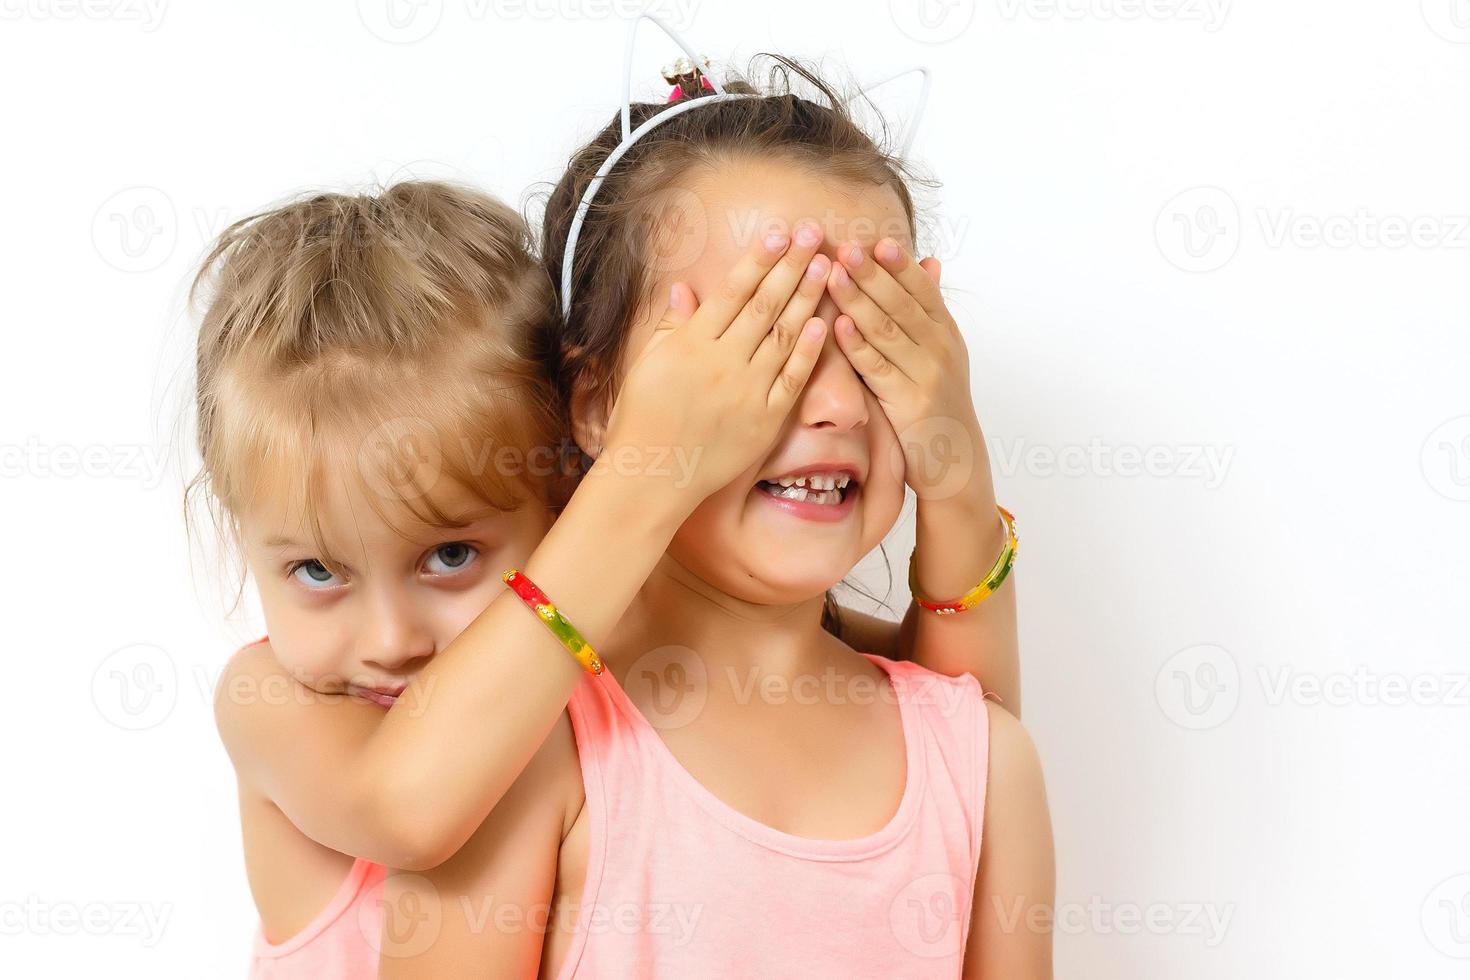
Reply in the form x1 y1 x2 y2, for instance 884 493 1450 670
558 11 932 320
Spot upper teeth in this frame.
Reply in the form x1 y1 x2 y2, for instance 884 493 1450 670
775 473 851 490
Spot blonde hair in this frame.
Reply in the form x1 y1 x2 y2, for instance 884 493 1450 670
187 180 568 577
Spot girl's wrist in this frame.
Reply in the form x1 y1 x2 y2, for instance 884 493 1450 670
916 486 1005 551
581 446 700 537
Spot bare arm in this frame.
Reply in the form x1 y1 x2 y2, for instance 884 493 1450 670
835 478 1021 713
823 240 1021 712
215 227 833 870
963 703 1054 978
376 719 575 977
900 480 1021 713
215 462 685 869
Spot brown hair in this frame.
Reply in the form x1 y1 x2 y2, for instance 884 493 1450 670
541 57 920 631
187 180 570 586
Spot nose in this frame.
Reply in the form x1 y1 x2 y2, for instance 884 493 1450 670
358 585 436 673
795 323 870 432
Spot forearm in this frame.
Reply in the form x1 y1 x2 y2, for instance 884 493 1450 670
359 458 690 867
904 461 1021 714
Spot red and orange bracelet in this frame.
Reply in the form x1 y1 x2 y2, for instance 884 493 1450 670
908 505 1018 615
502 569 604 675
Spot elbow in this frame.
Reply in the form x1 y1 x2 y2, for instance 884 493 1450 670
392 832 460 873
387 817 464 872
363 792 465 871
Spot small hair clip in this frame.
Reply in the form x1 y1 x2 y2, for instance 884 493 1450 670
663 54 715 102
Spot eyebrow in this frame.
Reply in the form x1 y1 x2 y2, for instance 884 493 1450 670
259 510 510 552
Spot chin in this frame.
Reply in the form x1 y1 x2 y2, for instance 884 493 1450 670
676 540 858 608
712 548 858 605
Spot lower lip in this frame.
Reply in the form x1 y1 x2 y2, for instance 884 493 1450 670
754 482 859 523
352 688 401 708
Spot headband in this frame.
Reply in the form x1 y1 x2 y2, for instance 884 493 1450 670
558 12 932 320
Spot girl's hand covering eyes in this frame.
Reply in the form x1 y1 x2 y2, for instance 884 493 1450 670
826 239 986 502
601 220 832 504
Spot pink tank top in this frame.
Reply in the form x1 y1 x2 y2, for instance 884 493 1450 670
557 652 990 978
247 857 384 979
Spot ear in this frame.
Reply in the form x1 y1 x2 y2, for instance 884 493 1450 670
569 374 611 461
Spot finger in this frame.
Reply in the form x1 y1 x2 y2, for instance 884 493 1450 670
826 261 920 380
836 241 935 344
721 219 825 350
765 317 828 414
690 228 792 337
740 250 830 364
640 281 699 355
832 314 904 399
872 238 946 318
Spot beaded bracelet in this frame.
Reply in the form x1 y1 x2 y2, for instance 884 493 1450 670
908 506 1018 615
502 569 605 675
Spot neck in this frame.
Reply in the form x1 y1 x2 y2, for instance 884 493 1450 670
607 552 837 682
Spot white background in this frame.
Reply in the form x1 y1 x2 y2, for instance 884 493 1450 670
3 0 1468 976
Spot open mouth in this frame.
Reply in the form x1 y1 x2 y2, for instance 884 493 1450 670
754 466 862 523
755 471 856 506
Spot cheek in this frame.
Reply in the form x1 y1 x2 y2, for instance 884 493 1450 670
860 410 908 541
243 560 349 678
427 577 507 646
667 484 744 555
257 600 354 680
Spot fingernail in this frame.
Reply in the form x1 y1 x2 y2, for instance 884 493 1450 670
669 283 681 307
844 244 864 267
805 255 828 280
831 264 849 287
764 232 789 253
875 239 900 263
795 222 821 248
803 320 824 341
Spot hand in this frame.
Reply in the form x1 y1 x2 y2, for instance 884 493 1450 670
826 238 990 503
600 220 832 507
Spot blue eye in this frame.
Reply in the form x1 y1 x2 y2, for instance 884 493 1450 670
291 560 340 589
425 542 478 575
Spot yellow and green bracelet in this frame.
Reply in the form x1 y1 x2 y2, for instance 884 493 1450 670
908 505 1018 615
502 569 604 674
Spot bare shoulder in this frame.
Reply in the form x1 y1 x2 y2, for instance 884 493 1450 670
211 638 282 751
965 701 1055 977
211 638 380 788
984 700 1046 800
